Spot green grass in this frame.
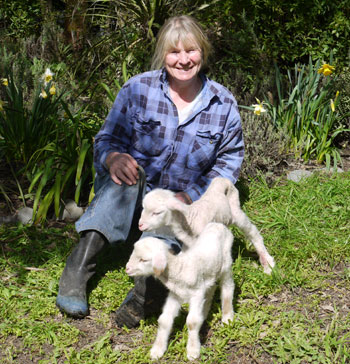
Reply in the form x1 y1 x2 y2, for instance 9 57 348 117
1 172 350 363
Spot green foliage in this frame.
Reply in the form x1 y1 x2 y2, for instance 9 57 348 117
0 68 63 165
242 56 350 168
249 0 350 67
0 60 102 222
267 57 349 166
28 104 100 222
0 0 41 38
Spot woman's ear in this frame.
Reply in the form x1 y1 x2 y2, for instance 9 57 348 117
152 251 167 277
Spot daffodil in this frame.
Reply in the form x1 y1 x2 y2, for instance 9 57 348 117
252 98 267 115
42 68 54 85
2 78 8 86
330 99 335 112
317 64 335 76
39 90 48 99
49 84 56 95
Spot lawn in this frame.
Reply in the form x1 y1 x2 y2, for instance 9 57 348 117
1 171 350 364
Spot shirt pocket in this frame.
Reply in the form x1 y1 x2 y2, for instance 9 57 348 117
186 130 223 171
132 116 164 157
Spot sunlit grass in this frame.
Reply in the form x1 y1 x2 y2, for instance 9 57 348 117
1 172 350 363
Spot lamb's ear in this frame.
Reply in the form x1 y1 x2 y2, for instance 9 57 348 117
152 251 167 277
166 198 189 214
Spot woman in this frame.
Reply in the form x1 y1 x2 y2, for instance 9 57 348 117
56 15 244 328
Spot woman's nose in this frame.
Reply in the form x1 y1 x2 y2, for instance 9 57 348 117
178 51 190 64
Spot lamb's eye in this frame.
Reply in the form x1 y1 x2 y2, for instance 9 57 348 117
152 211 162 216
140 258 149 263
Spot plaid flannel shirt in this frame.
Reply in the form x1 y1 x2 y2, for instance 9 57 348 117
94 69 244 201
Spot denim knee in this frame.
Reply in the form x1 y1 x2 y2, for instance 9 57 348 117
76 168 146 244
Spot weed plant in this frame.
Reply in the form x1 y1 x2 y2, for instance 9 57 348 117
1 172 350 363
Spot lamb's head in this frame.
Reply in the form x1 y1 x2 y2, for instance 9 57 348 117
125 237 168 278
138 189 177 232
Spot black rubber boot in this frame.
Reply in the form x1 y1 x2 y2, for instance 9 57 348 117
114 276 168 328
56 230 106 318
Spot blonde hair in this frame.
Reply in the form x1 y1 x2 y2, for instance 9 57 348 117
151 15 211 70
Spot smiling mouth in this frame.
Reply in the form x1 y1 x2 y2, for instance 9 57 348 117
176 68 192 72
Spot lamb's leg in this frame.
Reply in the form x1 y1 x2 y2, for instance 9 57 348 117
220 271 234 323
186 293 206 360
203 285 216 319
231 209 275 274
150 293 181 360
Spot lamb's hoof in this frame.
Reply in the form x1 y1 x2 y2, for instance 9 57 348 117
187 349 200 361
222 312 234 324
150 345 166 359
187 343 200 360
262 256 275 275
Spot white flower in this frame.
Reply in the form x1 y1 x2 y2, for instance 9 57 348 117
252 98 267 115
42 68 54 85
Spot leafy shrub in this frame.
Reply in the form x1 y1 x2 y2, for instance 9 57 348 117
0 0 41 38
334 67 350 142
239 111 289 183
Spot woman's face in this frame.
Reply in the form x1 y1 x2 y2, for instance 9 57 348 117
164 39 202 85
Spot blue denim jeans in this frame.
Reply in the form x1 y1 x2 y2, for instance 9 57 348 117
75 167 181 251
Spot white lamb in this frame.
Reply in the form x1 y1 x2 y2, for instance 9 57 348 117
125 222 234 360
138 177 275 274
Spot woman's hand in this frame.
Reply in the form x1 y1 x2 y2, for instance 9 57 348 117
106 152 139 186
175 191 192 205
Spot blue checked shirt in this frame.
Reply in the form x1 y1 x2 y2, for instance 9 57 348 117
94 69 244 202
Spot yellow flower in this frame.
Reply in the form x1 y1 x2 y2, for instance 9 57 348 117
39 90 48 99
2 78 8 86
252 98 267 115
49 84 56 95
42 68 54 85
335 90 340 99
330 99 335 112
317 64 335 76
